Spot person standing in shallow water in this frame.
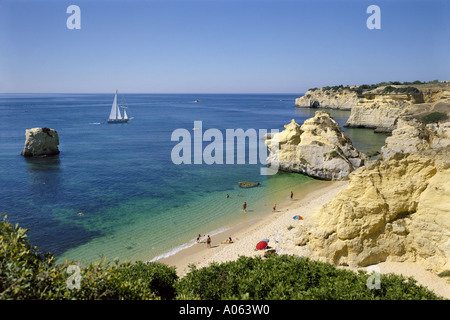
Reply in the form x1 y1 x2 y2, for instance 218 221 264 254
243 202 247 212
290 191 293 200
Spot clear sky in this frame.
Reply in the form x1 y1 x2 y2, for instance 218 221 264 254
0 0 449 93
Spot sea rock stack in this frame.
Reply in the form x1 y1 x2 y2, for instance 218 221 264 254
21 127 60 157
265 111 367 180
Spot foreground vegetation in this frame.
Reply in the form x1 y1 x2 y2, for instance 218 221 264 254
0 217 443 300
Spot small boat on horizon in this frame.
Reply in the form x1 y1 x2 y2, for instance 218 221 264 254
107 90 133 123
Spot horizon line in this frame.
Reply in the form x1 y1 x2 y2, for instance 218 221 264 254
0 92 305 95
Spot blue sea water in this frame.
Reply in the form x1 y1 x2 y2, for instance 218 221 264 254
0 93 387 263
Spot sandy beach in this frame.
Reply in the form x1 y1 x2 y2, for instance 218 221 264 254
158 180 450 299
157 181 346 276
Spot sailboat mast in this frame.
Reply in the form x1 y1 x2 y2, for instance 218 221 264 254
116 90 119 119
116 90 122 120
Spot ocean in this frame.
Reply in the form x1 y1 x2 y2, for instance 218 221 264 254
0 93 388 264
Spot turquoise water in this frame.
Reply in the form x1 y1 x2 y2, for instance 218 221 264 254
0 94 387 263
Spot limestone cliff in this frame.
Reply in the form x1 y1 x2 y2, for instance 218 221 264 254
265 111 367 180
295 83 450 133
281 120 450 272
381 119 450 159
345 87 450 132
295 87 358 110
21 127 60 157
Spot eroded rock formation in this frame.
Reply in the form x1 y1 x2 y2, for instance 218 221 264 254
280 120 450 272
265 111 367 180
21 127 60 157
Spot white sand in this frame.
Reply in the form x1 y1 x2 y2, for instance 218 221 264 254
157 180 450 299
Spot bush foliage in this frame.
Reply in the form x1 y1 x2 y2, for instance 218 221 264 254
176 255 441 300
0 217 443 300
0 217 177 300
421 112 448 124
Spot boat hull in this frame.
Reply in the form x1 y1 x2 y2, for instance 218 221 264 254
107 119 129 123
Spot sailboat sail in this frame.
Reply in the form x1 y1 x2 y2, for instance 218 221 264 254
109 91 118 120
123 109 128 119
116 104 122 120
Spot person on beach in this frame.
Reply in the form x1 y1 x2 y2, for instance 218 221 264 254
243 202 247 212
222 237 233 244
206 235 211 248
272 203 276 212
290 191 293 200
196 234 202 243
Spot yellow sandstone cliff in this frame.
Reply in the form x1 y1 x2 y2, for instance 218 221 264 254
281 119 450 272
265 111 367 180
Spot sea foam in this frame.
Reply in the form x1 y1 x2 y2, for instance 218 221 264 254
147 227 230 262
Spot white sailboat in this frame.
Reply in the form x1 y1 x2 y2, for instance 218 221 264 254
107 90 132 123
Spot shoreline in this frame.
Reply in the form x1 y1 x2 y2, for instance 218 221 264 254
157 180 450 299
145 177 325 263
157 180 347 277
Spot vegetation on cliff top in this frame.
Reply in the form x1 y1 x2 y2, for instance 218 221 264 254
308 80 447 97
0 216 443 300
421 112 449 124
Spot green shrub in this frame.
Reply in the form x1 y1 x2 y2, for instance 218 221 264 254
329 150 340 158
0 216 177 300
176 255 441 300
64 260 178 300
438 270 450 278
383 86 396 93
421 112 448 124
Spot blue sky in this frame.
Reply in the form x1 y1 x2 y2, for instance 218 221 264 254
0 0 449 93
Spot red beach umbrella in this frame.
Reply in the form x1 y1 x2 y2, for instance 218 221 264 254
256 241 268 250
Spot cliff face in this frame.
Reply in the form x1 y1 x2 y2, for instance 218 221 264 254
295 88 358 110
295 84 450 132
281 120 450 272
381 119 450 158
265 111 367 180
21 127 60 157
345 89 450 132
343 96 407 132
